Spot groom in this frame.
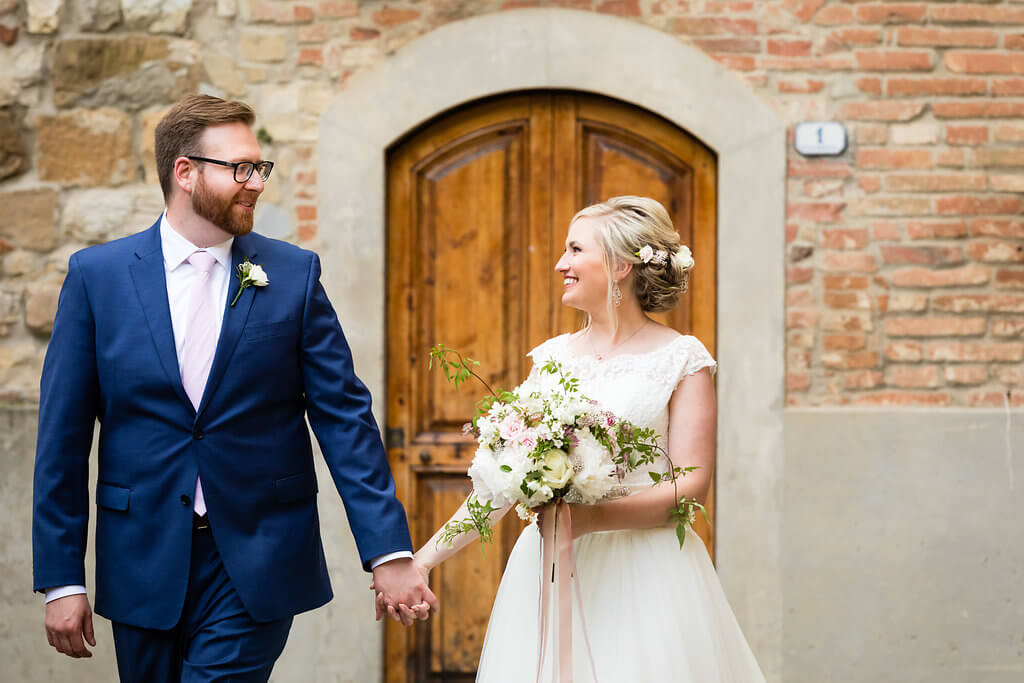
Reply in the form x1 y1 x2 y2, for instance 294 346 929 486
32 94 436 681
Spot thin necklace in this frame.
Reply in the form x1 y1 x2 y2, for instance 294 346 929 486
588 320 647 361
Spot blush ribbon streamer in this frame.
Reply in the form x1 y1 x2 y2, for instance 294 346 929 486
536 500 599 683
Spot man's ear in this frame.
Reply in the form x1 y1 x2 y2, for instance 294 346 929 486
172 157 194 194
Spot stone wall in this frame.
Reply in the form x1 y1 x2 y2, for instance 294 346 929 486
1 0 1024 407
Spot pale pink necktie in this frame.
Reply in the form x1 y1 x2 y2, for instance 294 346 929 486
180 250 219 517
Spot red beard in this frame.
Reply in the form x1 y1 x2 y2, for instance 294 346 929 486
191 173 257 237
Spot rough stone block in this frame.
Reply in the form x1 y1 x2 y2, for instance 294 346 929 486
122 0 192 34
0 187 59 251
203 54 247 98
139 107 169 185
0 106 27 180
62 186 164 244
77 0 121 31
240 30 287 62
53 36 199 109
37 108 135 186
26 0 62 33
2 250 38 277
0 43 46 97
0 289 19 325
0 342 42 397
25 276 63 336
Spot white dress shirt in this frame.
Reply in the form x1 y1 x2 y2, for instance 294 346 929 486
45 214 407 604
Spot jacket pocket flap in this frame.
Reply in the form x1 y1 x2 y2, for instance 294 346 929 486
274 472 318 503
243 319 294 341
96 483 130 511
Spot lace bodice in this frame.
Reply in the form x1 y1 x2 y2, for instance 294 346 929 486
527 333 716 491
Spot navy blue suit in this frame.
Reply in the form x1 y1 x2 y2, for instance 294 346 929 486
33 220 411 642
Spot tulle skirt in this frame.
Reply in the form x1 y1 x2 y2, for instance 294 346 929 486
476 523 766 682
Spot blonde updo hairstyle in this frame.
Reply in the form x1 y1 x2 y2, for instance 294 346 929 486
571 196 694 326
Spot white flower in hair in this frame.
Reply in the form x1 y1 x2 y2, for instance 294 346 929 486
636 245 669 266
677 245 695 269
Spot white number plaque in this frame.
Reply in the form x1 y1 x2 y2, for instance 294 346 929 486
794 121 847 157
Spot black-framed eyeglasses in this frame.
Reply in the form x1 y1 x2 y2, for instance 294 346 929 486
186 156 274 183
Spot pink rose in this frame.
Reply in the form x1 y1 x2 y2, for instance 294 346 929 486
499 414 527 442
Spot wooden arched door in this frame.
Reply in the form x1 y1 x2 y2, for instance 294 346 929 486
385 91 717 682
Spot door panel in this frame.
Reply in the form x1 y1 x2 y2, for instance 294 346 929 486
413 124 527 438
385 91 717 683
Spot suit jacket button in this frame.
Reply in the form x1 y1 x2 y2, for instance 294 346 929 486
193 428 204 440
181 494 191 507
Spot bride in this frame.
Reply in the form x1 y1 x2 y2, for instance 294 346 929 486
385 196 765 682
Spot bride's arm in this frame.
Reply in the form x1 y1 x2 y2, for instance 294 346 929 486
569 367 716 536
378 497 514 622
416 352 550 565
413 497 515 571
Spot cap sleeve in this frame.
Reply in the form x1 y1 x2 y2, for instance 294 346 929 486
526 334 569 365
673 335 717 383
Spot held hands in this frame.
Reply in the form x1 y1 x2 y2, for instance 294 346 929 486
370 557 438 627
44 594 95 658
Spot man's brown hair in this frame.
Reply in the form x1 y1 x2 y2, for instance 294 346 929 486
154 94 255 200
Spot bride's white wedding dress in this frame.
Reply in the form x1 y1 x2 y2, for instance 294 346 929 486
476 333 766 682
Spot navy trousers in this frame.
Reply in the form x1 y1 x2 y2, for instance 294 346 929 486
111 525 292 683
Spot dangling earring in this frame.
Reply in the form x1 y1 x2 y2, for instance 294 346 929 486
613 282 623 307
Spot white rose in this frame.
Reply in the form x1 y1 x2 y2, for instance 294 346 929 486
676 245 695 270
538 448 572 490
248 264 270 286
637 244 654 263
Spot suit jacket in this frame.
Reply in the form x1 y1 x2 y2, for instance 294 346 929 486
32 219 412 628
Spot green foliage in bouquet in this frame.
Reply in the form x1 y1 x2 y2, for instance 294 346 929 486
438 494 497 549
429 344 517 426
429 344 706 549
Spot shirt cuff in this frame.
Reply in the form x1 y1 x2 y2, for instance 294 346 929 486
44 585 87 604
370 551 413 569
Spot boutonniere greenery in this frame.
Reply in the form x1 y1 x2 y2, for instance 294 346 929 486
231 259 269 307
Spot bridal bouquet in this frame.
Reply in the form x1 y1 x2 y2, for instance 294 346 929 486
429 344 704 548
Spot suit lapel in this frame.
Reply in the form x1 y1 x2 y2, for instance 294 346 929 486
129 221 193 410
195 234 258 419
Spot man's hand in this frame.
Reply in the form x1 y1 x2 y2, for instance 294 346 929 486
44 594 95 658
371 557 439 626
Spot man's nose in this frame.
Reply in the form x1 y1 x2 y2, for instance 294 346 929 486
244 172 264 192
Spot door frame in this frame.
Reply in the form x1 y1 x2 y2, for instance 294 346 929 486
317 9 785 680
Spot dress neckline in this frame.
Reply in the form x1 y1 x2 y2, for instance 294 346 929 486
555 331 689 364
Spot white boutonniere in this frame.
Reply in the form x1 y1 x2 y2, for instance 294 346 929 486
231 259 269 307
